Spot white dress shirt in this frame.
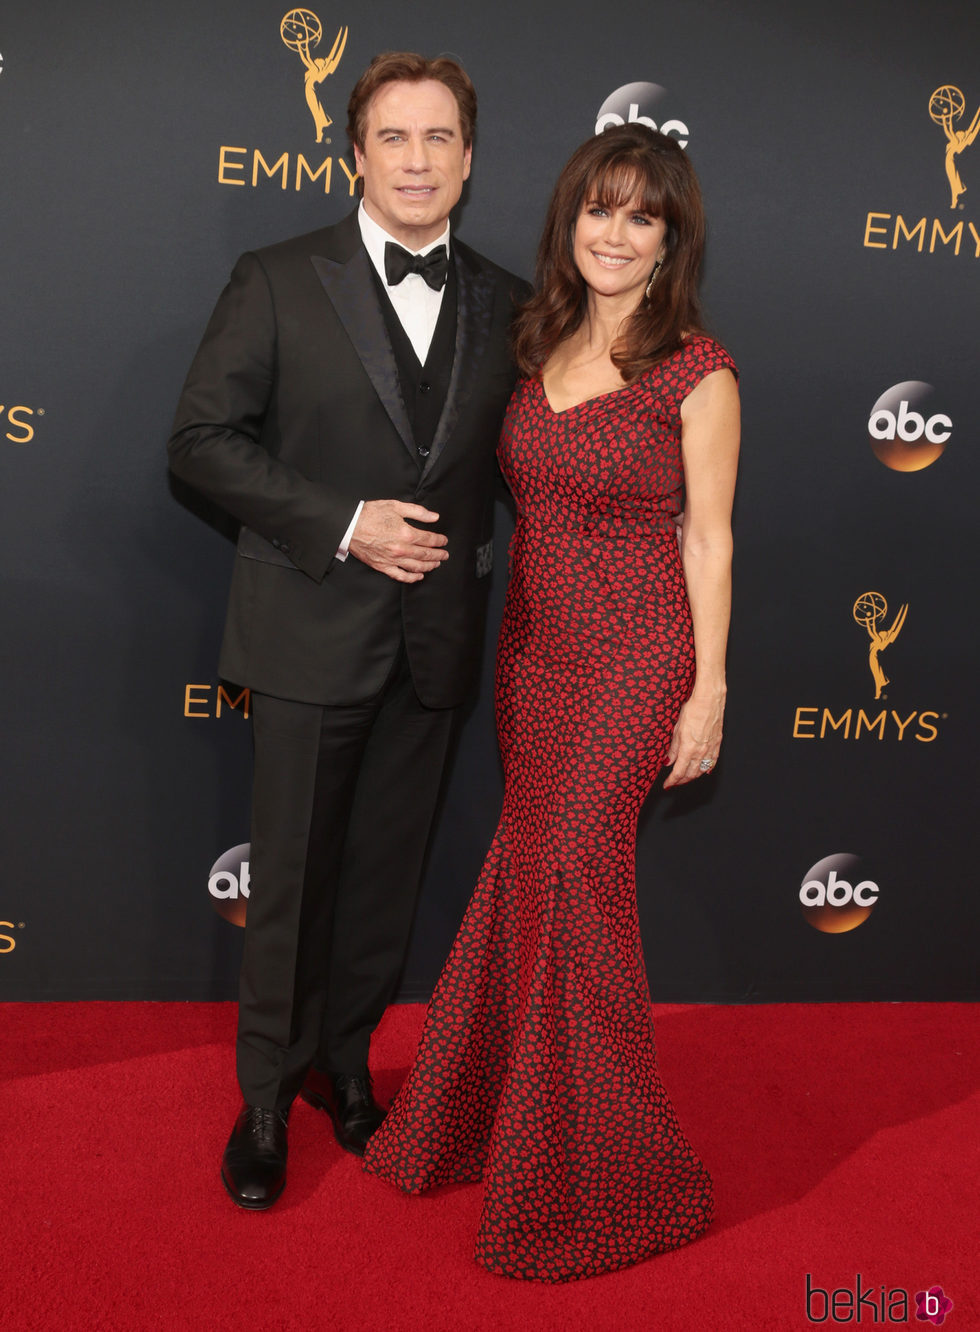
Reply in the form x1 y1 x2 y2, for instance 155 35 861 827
335 203 452 560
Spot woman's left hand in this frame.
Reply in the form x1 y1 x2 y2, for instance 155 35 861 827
663 690 726 788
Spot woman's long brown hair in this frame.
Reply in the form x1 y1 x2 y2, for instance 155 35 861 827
513 124 707 382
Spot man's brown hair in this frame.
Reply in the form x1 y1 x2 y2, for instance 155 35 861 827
347 52 477 150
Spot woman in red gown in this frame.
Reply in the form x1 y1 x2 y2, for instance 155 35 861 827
363 124 741 1282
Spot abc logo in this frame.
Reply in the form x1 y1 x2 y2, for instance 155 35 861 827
595 83 690 147
799 854 879 933
208 843 251 927
867 381 950 472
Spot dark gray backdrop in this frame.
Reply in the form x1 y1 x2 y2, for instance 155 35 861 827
1 0 976 1001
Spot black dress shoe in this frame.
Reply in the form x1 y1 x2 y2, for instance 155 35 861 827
300 1068 386 1157
221 1103 289 1210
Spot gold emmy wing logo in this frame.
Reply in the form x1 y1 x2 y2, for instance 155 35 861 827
791 592 938 743
929 85 980 210
862 85 980 258
281 9 348 143
853 592 907 700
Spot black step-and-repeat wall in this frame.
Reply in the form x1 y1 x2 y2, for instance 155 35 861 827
1 1 976 1002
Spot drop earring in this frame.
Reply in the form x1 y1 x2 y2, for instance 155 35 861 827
645 258 664 299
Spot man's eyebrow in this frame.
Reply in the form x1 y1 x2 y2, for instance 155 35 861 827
374 125 458 137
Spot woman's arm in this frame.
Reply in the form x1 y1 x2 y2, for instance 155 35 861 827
663 367 741 788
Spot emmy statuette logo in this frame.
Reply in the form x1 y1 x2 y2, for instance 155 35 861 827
216 11 356 196
863 83 980 260
280 9 348 144
853 593 907 701
929 84 980 211
791 591 941 744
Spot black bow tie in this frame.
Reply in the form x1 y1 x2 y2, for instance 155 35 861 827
384 242 449 291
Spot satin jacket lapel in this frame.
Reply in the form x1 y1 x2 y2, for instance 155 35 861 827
422 246 496 477
310 244 415 460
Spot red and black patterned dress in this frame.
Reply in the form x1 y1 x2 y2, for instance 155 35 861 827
363 335 737 1281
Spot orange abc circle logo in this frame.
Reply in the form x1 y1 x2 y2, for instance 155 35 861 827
208 843 251 927
867 381 950 471
799 853 880 933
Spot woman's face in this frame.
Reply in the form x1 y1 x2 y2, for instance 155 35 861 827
572 194 668 303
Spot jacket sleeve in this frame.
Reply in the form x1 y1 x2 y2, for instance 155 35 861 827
167 251 355 582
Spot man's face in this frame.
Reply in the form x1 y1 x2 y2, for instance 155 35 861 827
354 79 472 248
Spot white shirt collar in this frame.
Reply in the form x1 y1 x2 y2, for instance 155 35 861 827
357 201 451 287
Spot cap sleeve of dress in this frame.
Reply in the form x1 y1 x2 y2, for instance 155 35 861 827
645 336 737 418
677 335 738 390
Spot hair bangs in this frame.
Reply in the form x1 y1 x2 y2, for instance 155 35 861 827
585 158 668 220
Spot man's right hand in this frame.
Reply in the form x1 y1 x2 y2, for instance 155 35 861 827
348 500 449 583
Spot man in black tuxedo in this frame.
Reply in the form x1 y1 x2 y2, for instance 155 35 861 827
168 53 527 1209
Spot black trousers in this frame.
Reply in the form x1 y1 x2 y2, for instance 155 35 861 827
237 645 454 1110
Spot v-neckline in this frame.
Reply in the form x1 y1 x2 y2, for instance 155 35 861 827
537 374 642 416
537 336 703 414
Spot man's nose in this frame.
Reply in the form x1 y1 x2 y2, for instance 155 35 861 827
403 134 431 171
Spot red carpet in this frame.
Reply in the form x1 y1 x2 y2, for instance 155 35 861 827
1 1002 976 1330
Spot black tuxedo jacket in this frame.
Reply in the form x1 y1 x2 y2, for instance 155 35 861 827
168 211 527 708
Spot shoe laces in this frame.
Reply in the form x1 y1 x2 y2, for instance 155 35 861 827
246 1105 287 1146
